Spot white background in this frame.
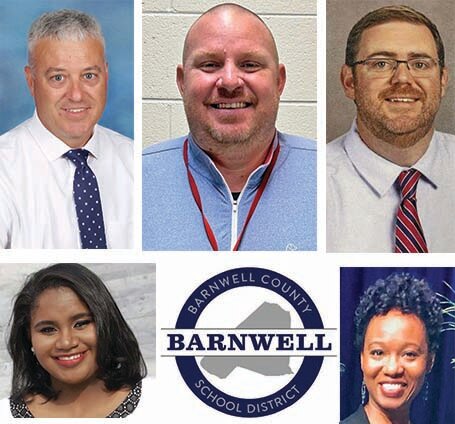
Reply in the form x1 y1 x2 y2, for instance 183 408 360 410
155 252 340 423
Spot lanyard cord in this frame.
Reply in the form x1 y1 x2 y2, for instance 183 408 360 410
183 139 280 251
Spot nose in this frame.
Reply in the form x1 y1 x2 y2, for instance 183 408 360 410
216 61 244 93
391 61 415 85
55 328 79 350
383 354 404 376
68 79 83 102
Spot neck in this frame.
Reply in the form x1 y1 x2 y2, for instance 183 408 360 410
364 402 411 424
196 136 275 192
51 376 105 405
356 118 433 167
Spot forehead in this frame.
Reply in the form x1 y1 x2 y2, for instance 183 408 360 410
364 310 427 346
32 287 89 319
357 21 438 58
31 37 105 68
185 9 276 60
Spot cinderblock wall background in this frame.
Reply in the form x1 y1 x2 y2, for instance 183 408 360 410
0 263 155 398
142 0 317 147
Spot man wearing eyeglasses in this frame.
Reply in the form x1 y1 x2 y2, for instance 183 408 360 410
327 5 455 252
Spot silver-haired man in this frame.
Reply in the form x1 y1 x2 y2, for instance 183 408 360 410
0 9 133 249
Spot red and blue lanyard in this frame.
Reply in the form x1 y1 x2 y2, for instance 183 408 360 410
183 139 280 251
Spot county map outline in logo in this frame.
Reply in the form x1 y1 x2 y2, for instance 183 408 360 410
165 267 335 417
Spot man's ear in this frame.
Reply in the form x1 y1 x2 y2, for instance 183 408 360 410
340 64 356 100
440 66 448 98
277 63 286 95
24 65 35 98
176 65 185 97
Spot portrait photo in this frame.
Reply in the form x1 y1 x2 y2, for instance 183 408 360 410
326 0 455 142
142 1 317 251
142 0 316 146
0 0 134 138
0 1 135 249
0 263 155 418
340 267 455 424
326 1 455 253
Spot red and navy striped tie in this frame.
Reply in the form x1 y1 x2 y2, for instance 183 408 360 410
394 169 428 253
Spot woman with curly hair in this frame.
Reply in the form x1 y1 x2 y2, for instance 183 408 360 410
0 263 150 418
342 273 443 424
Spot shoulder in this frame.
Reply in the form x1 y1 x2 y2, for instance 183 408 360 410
95 125 133 148
434 130 455 150
278 132 316 152
327 132 350 178
95 125 133 163
327 132 348 158
434 130 455 141
341 406 369 424
142 137 186 176
0 118 32 150
142 136 186 157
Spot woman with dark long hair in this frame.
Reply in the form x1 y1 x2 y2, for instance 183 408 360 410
0 263 149 418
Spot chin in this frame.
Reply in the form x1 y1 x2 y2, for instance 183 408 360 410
374 394 413 414
207 128 252 145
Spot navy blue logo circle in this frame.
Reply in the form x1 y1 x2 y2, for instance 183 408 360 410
174 267 325 417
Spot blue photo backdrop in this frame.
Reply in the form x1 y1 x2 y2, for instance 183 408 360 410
341 268 455 423
0 0 133 139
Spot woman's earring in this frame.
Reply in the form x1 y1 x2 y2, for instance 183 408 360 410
361 380 367 405
31 347 35 355
423 378 429 402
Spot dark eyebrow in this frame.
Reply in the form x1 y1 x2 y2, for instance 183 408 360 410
33 312 93 329
366 51 434 59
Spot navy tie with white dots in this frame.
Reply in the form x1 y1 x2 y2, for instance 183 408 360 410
65 149 107 249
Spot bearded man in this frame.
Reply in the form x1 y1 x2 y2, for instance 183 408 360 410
327 5 455 253
142 3 316 251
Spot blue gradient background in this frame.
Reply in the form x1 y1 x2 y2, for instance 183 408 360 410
0 0 133 139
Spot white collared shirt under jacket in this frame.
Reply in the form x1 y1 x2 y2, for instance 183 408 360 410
327 121 455 253
0 112 133 249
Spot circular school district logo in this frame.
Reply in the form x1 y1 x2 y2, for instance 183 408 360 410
164 267 335 417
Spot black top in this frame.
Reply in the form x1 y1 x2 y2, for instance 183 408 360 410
10 380 142 418
341 405 370 424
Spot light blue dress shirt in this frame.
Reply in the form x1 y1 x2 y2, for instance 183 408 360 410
142 132 316 251
327 121 455 252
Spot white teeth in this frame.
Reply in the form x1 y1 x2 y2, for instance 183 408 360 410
66 108 86 112
389 98 416 103
215 102 248 109
382 383 404 390
58 353 82 361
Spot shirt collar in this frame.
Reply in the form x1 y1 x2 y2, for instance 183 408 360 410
344 120 439 197
187 132 279 189
28 111 100 162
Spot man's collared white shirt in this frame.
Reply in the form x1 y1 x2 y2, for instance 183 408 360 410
327 121 455 252
0 112 133 248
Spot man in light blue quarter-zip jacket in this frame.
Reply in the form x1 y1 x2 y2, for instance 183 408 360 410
142 3 316 251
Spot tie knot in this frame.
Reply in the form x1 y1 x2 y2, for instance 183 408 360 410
397 168 421 199
65 149 90 168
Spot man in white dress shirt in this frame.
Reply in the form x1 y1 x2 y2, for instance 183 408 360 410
0 9 133 249
327 5 455 253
